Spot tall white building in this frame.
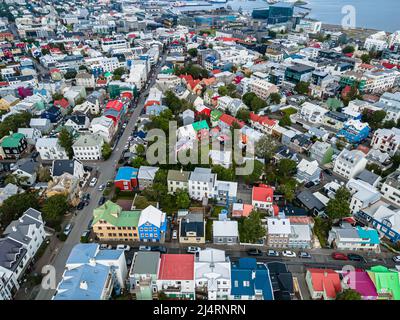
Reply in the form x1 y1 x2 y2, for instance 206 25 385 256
333 149 368 180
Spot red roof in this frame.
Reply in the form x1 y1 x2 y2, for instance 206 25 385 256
307 269 342 299
211 69 221 75
344 53 353 57
158 254 194 280
273 205 280 216
216 37 240 42
357 145 369 154
219 114 244 128
54 98 69 109
50 68 61 73
382 62 398 69
249 112 276 127
121 92 133 100
97 79 107 85
252 184 274 203
0 81 9 87
106 100 123 112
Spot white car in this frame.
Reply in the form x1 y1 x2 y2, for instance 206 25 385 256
172 230 178 240
89 177 97 187
187 246 201 254
393 255 400 263
282 250 297 258
97 184 106 191
100 244 112 250
139 246 152 251
116 244 131 251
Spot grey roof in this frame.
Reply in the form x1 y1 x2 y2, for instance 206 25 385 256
0 238 27 271
167 169 190 182
16 158 39 175
296 190 325 211
190 167 215 183
52 159 78 177
355 170 380 186
132 251 160 275
66 114 87 126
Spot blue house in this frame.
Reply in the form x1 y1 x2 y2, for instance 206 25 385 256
138 205 167 243
41 105 62 123
230 258 274 300
146 104 168 116
337 119 370 144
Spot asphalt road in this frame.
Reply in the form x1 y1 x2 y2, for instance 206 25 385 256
35 52 167 300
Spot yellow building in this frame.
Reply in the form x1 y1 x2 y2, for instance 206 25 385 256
0 95 20 111
92 201 141 242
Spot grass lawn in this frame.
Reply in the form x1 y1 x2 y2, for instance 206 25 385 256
211 206 226 218
281 107 297 116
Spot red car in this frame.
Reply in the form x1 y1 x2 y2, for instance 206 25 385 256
332 252 349 261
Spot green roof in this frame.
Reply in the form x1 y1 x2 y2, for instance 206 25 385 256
1 133 25 148
210 109 223 122
192 120 209 132
104 71 113 77
367 266 400 300
92 200 140 227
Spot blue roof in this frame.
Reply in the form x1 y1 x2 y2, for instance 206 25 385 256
357 227 380 245
96 249 123 261
115 166 138 181
53 264 110 300
66 243 98 265
231 258 274 300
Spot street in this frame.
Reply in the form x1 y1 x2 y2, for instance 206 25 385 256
34 52 168 300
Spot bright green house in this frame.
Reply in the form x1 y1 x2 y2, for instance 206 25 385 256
367 266 400 300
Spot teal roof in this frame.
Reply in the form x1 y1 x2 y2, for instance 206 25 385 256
1 133 25 148
192 120 209 132
357 227 380 245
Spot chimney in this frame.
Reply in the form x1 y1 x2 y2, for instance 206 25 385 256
80 281 88 290
180 167 183 173
324 271 328 277
12 226 17 232
89 258 96 266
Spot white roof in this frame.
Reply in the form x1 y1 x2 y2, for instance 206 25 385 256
138 166 159 180
372 206 400 231
36 138 59 148
313 192 330 205
267 218 291 235
213 220 238 237
30 118 49 126
289 224 311 242
138 205 164 228
297 159 320 175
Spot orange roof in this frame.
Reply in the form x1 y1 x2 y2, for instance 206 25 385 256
54 98 69 109
357 145 369 154
219 114 244 128
288 216 313 224
249 112 276 127
308 269 342 299
202 77 216 86
158 254 194 280
252 184 273 203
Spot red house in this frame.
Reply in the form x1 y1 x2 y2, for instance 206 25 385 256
114 167 139 191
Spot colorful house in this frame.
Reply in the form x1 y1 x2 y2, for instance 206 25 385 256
367 266 400 300
92 201 141 242
337 119 370 144
104 100 126 126
219 114 244 130
252 184 274 213
138 205 167 243
41 105 62 123
229 258 274 300
306 269 342 300
157 254 195 299
114 167 139 191
0 133 28 159
342 270 378 300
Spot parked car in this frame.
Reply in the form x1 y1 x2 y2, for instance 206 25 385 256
172 230 178 240
282 250 297 258
80 230 90 243
89 177 98 187
247 248 263 256
151 246 167 253
299 252 312 259
347 253 366 263
83 193 90 202
100 244 112 250
187 246 201 254
266 250 279 257
304 181 316 188
116 244 131 251
63 223 73 236
98 196 106 205
77 201 85 210
139 246 152 251
97 184 105 191
332 252 348 260
393 255 400 263
87 218 93 229
324 169 333 176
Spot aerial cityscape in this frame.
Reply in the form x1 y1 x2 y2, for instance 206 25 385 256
1 0 400 304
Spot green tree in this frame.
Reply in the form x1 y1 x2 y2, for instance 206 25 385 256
58 128 74 159
342 45 355 54
360 53 371 64
255 135 278 163
38 167 52 182
102 142 112 160
52 93 64 101
277 159 297 179
0 192 40 227
218 86 228 96
131 156 148 168
326 186 351 221
278 178 297 202
269 92 281 105
64 70 77 80
250 96 267 113
212 165 235 181
164 90 183 115
187 48 198 57
294 81 310 95
0 112 32 138
279 114 292 127
238 211 266 243
154 169 168 184
362 110 386 130
42 194 69 228
242 92 257 108
176 189 191 209
244 160 265 184
135 144 146 156
236 108 250 122
147 109 174 134
336 289 362 300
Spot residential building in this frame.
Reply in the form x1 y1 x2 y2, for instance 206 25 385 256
137 166 159 191
266 218 291 248
29 118 52 134
64 114 90 131
114 167 139 191
188 168 216 201
0 184 19 205
213 220 239 244
129 251 160 300
12 158 39 186
296 159 321 184
337 120 370 144
252 184 274 213
138 205 167 243
179 211 205 244
229 258 274 300
17 128 42 145
0 133 28 159
194 248 231 300
250 79 279 100
381 169 400 206
298 102 328 124
51 159 85 179
310 141 334 165
89 116 115 144
333 149 368 180
366 266 400 300
157 254 195 300
371 127 400 157
347 178 381 214
306 269 342 300
92 201 141 242
296 190 326 216
72 134 104 160
212 180 238 206
167 169 190 194
284 64 315 84
53 244 128 300
342 270 378 300
36 138 68 160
